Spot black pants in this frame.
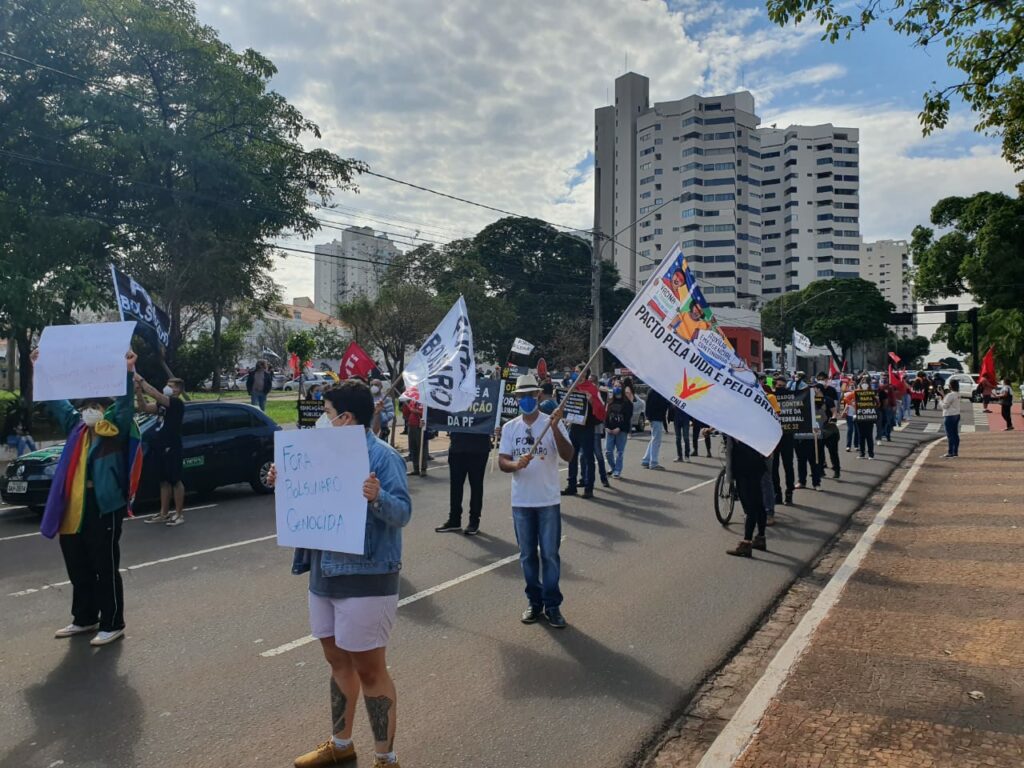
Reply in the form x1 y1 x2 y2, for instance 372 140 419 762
567 426 595 492
773 436 795 499
408 426 428 473
449 451 488 525
674 416 690 458
796 440 822 487
857 421 875 457
691 421 711 456
737 473 767 540
1002 401 1014 429
59 497 125 632
817 433 841 477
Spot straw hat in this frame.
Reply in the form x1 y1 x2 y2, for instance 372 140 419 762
512 373 542 394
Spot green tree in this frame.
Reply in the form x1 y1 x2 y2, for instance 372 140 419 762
285 330 316 368
336 285 442 380
760 291 805 350
933 307 1024 379
799 279 895 363
311 321 349 360
173 323 247 390
889 333 931 368
766 0 1024 168
0 0 363 401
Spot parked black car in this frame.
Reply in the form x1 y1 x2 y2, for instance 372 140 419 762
0 402 280 512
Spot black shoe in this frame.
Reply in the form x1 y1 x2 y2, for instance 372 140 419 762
833 471 841 479
463 522 480 536
752 534 767 551
561 488 578 497
521 605 543 624
774 494 783 505
434 520 462 533
784 494 793 505
581 489 594 499
544 608 567 629
601 480 611 488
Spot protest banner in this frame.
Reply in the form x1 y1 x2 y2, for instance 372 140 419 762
602 243 781 456
792 328 812 353
511 337 535 356
776 389 813 434
500 362 529 421
273 427 369 554
402 296 476 413
427 378 500 434
33 321 136 402
560 391 590 426
855 389 879 422
297 398 325 428
110 265 173 350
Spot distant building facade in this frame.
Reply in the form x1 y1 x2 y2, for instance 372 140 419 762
861 239 915 339
314 226 400 314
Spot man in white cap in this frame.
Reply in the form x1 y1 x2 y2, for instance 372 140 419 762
498 373 575 628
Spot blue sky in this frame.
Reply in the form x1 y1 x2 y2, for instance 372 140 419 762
196 0 1019 300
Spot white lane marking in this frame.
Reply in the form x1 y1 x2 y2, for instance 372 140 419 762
261 536 568 659
962 425 976 433
924 423 940 433
8 533 276 596
675 477 717 495
0 504 218 543
696 438 943 768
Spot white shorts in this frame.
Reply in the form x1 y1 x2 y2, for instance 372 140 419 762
308 592 398 652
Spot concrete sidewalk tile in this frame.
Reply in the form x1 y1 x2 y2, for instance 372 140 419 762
732 432 1024 767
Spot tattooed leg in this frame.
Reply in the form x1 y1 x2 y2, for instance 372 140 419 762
319 639 359 739
364 695 395 751
330 678 347 735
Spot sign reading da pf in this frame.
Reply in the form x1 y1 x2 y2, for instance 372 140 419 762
273 427 369 554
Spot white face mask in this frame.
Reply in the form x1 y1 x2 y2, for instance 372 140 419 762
370 385 381 395
81 408 103 427
315 413 334 429
162 386 174 397
860 384 869 390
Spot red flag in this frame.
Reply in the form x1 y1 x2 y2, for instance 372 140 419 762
888 351 901 364
841 358 848 372
828 358 840 379
979 346 996 385
339 341 381 381
288 353 301 377
537 357 549 381
576 379 607 422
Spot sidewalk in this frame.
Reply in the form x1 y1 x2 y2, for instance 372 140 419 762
717 431 1024 767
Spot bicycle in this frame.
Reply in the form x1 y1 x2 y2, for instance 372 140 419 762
703 429 737 526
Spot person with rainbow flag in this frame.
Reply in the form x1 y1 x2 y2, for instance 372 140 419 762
33 347 143 648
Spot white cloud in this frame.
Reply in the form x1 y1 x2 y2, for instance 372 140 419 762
193 0 1019 301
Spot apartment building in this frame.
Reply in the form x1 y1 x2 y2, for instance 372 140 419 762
313 226 400 314
862 239 916 338
594 73 861 308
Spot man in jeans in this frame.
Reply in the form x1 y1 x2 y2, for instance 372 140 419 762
499 374 575 628
246 360 273 411
642 388 670 470
604 384 633 478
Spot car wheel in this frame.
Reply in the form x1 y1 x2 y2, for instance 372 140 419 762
251 459 275 495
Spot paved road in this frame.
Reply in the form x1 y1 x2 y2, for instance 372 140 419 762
0 409 944 768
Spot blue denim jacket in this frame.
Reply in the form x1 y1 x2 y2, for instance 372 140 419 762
291 429 411 577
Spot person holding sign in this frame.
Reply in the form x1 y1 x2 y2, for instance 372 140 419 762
854 379 879 460
33 347 139 648
498 374 575 628
268 381 411 768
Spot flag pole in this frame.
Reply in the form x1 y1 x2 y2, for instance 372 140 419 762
419 404 428 476
529 345 604 454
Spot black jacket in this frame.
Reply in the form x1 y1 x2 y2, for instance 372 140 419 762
604 397 633 431
644 389 670 423
246 369 273 395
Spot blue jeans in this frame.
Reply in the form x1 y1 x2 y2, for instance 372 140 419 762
643 420 664 467
845 415 860 449
876 409 890 441
512 505 562 610
250 393 268 411
944 415 961 456
604 431 628 475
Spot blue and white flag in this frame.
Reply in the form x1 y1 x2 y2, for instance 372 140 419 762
403 296 477 413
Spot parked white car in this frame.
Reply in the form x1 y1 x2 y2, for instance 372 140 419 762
945 373 979 400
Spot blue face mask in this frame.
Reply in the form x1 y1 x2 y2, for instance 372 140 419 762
613 387 622 397
518 396 538 415
569 372 579 383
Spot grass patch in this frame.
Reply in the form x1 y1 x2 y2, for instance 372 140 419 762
264 398 299 426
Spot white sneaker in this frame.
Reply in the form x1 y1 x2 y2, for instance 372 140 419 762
55 623 99 638
165 514 185 527
144 514 170 524
90 629 125 647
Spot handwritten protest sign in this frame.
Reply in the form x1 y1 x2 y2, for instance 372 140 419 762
273 427 369 554
33 321 136 402
427 378 500 434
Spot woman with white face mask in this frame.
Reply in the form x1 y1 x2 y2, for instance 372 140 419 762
31 347 139 648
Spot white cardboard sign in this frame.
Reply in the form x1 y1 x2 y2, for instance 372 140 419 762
33 321 136 402
273 427 370 555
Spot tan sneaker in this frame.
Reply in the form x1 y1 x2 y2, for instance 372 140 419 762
371 758 400 768
294 740 356 768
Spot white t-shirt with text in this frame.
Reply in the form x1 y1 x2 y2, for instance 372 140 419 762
499 413 570 508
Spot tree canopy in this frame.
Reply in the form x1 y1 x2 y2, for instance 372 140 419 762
0 0 363 400
766 0 1024 169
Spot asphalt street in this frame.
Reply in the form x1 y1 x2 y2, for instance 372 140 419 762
0 408 952 768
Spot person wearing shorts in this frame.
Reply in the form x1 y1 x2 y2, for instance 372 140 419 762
134 375 186 525
271 381 411 768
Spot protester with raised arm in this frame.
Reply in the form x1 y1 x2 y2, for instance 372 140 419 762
134 374 186 525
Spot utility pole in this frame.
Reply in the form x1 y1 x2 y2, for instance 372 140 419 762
590 231 604 374
968 307 980 373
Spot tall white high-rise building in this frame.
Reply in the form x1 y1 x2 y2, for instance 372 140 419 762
313 226 400 314
594 73 861 307
861 239 916 338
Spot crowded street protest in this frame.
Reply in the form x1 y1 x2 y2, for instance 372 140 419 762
3 2 1024 767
